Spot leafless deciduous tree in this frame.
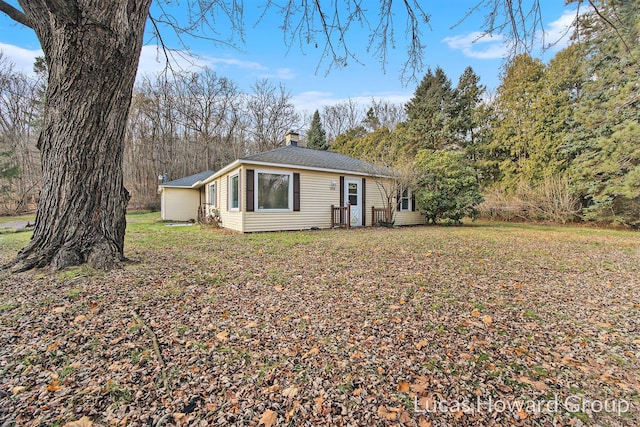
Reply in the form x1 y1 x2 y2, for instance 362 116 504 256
321 98 363 145
366 98 407 131
0 53 42 215
124 68 248 209
246 79 300 153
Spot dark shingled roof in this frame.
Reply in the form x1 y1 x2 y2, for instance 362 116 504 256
241 145 390 176
160 170 215 188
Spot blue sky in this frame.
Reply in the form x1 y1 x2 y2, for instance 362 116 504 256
0 2 576 113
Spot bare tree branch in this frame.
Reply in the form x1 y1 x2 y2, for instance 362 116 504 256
587 0 632 54
0 0 32 28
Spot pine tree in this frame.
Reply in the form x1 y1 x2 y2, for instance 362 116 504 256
450 67 490 182
363 107 381 131
404 67 455 152
306 110 328 150
568 0 640 226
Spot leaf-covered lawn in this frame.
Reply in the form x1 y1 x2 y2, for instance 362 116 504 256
1 215 639 426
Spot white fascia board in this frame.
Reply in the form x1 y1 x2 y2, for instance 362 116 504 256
203 160 242 184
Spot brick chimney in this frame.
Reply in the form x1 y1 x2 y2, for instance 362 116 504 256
285 131 299 146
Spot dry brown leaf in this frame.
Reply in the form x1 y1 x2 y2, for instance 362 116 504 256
285 405 297 423
245 321 259 328
303 347 320 358
63 416 93 427
397 381 410 392
481 315 493 325
263 384 281 394
418 418 432 427
282 385 298 398
471 308 481 317
259 409 277 427
532 380 548 390
415 339 428 350
46 380 61 392
46 341 60 352
11 386 26 395
377 406 398 421
215 331 229 341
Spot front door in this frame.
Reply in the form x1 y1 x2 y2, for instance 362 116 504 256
344 178 362 227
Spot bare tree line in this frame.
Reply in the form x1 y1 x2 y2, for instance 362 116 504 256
0 53 42 214
0 56 406 213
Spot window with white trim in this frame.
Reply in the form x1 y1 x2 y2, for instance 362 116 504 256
209 181 218 208
400 188 412 211
256 170 293 212
229 173 239 211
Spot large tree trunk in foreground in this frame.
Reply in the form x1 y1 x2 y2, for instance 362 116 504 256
11 0 152 272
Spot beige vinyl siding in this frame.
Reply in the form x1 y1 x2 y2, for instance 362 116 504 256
160 188 200 221
364 178 389 226
395 210 424 226
207 162 425 232
244 168 341 232
395 187 425 226
217 166 243 232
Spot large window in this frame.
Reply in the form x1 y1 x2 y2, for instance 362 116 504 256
256 171 292 211
229 173 239 211
209 181 218 208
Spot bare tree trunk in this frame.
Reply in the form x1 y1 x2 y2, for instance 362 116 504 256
11 0 151 271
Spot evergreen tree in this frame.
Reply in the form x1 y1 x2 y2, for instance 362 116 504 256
414 149 483 224
450 67 492 183
362 107 381 132
404 67 455 152
306 110 328 150
568 0 640 226
490 54 546 190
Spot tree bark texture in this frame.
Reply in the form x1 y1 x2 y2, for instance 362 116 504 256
12 0 152 271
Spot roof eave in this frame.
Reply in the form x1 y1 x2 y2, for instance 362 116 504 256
207 159 393 180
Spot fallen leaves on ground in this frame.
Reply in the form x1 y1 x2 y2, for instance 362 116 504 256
1 221 639 425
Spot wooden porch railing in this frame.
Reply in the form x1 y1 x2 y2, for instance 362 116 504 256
372 206 392 226
331 203 350 229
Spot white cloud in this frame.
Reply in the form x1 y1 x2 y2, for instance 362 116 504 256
0 42 42 74
540 9 578 52
204 56 267 71
292 90 411 114
292 91 338 112
137 45 275 82
442 32 508 59
260 67 296 80
443 9 581 60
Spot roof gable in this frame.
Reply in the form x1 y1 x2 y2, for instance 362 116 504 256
160 170 215 188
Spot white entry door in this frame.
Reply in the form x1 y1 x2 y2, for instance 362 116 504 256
344 178 362 227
